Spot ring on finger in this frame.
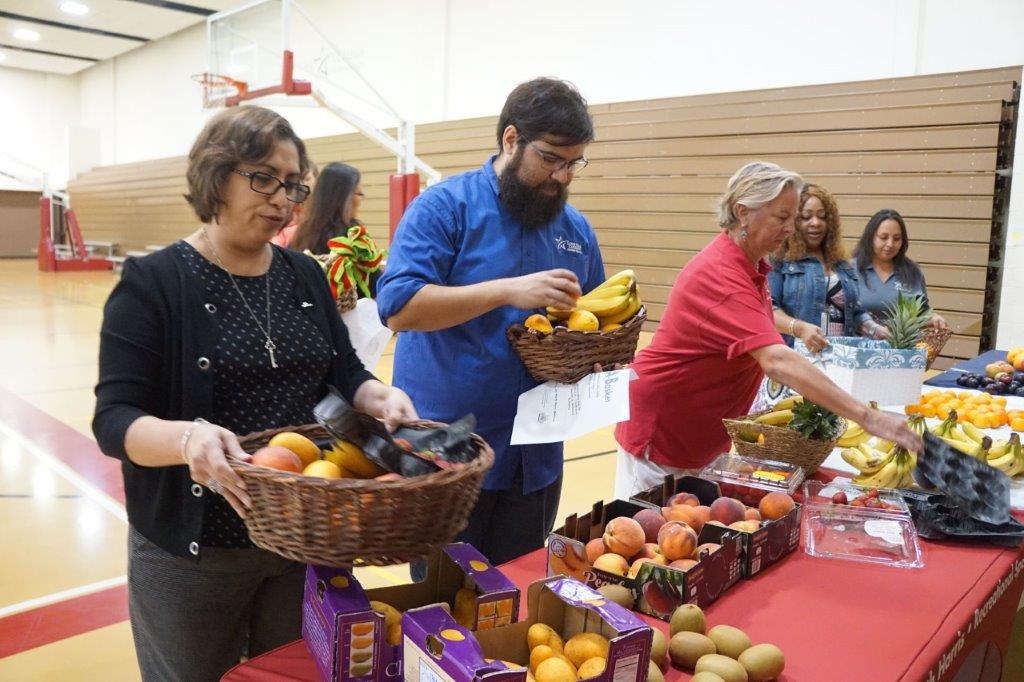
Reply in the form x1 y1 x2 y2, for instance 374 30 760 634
206 478 223 495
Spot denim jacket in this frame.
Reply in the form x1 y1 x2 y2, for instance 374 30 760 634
767 257 872 346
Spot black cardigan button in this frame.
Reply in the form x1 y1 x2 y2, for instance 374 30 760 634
191 483 203 497
204 303 217 313
188 541 199 556
197 357 211 370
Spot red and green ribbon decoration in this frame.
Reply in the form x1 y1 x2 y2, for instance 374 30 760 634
325 225 386 299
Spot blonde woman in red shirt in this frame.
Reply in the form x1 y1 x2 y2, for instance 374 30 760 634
613 162 919 498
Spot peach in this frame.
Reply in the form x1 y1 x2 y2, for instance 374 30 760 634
669 559 698 571
667 492 700 507
693 543 721 560
633 508 667 543
729 520 761 533
691 505 711 526
662 505 696 524
709 497 746 526
251 446 303 473
759 492 796 521
585 537 607 564
628 557 655 579
635 543 668 565
603 517 646 558
657 521 698 562
593 552 629 576
744 508 762 522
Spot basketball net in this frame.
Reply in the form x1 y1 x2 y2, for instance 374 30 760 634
191 72 249 108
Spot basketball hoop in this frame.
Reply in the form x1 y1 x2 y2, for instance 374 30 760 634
192 72 249 108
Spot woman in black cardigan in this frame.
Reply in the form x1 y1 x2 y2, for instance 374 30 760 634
93 106 416 681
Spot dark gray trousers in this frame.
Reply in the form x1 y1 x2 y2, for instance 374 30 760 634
127 526 304 681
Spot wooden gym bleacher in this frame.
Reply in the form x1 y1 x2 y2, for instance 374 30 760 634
67 66 1021 368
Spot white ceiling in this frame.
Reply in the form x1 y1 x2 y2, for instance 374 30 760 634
0 0 240 75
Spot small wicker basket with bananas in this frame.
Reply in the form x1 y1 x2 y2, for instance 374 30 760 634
723 395 846 474
507 269 645 384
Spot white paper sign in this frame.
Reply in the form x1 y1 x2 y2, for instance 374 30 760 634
340 298 393 372
510 369 633 445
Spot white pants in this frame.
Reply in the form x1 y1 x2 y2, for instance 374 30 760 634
613 445 700 501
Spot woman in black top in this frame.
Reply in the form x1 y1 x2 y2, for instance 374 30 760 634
92 106 416 681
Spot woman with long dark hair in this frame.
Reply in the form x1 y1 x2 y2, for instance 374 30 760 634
290 162 364 254
768 183 883 351
853 208 948 329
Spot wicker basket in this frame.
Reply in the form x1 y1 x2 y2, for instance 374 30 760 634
232 422 493 566
722 409 845 475
919 326 952 370
506 308 646 384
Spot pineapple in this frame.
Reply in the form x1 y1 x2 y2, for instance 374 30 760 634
787 399 842 441
883 293 930 350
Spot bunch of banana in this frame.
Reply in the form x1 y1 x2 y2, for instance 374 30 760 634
547 269 643 330
988 434 1024 477
851 445 916 488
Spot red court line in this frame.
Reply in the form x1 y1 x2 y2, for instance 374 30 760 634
0 584 129 659
0 384 124 504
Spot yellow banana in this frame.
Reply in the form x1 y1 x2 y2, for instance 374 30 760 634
754 409 794 426
853 459 901 488
591 269 636 292
598 291 642 325
578 284 630 301
873 439 896 454
989 452 1017 474
574 291 633 317
939 436 975 456
547 308 573 321
772 395 804 411
837 422 870 448
946 427 971 444
961 422 986 445
987 440 1010 460
841 447 869 470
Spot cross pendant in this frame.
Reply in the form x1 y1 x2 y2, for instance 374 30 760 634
265 338 278 369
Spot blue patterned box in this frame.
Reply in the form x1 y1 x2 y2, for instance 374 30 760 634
795 336 926 405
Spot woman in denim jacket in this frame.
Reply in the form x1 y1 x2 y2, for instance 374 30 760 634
768 184 887 351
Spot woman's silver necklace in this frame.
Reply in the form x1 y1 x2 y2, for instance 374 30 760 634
201 227 279 369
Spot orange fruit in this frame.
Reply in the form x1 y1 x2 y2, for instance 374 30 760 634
920 405 937 419
302 460 342 479
1010 418 1024 432
524 313 554 334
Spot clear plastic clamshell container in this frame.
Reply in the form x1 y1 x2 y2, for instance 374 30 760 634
802 480 924 569
699 453 805 507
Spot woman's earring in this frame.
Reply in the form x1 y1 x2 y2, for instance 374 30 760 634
740 228 749 241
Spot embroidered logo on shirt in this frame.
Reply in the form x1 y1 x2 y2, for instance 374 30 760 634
556 237 583 254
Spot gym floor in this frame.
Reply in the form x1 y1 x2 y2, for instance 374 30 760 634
0 259 625 680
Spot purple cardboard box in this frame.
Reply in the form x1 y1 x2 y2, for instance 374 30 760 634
302 543 520 681
404 576 652 682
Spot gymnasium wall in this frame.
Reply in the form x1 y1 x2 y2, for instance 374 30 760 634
67 67 1020 369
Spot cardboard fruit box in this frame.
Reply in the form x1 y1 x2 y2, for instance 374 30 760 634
632 474 802 579
546 492 745 619
402 576 653 682
302 543 519 681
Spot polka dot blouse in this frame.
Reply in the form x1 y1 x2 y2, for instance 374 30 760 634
178 241 332 548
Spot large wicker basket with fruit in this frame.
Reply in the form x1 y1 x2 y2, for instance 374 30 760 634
232 421 493 567
506 269 645 384
723 397 845 475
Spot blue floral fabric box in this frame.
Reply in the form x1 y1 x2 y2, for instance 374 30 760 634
795 337 926 406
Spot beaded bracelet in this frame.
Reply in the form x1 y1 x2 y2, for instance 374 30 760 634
788 318 798 336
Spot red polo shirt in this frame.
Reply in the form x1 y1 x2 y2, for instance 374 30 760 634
615 231 784 469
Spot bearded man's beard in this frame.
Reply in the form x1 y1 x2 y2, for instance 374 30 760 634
498 146 569 229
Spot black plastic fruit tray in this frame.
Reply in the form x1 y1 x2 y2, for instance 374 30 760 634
913 432 1011 526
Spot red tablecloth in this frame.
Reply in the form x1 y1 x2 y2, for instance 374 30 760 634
224 536 1023 681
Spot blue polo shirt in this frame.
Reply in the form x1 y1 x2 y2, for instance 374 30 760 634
375 157 606 493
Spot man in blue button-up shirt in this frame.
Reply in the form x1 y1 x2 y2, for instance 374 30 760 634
376 78 605 572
